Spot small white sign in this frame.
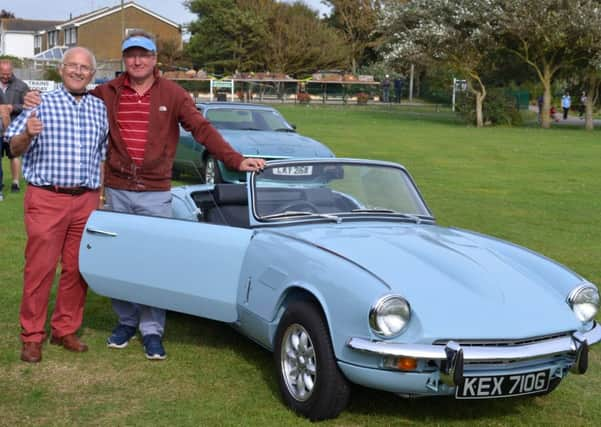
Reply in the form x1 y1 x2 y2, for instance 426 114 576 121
24 80 56 92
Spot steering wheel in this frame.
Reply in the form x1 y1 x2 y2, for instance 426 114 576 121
278 201 319 213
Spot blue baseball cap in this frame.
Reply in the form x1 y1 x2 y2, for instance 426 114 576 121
121 36 156 52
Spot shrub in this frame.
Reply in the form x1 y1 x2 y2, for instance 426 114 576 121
456 88 523 126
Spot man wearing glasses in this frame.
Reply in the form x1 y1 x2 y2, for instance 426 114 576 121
27 30 265 361
6 47 108 363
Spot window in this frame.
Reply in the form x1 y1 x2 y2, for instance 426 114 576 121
34 35 41 49
48 30 58 47
64 28 77 45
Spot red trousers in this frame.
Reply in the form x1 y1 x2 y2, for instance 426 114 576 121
20 186 99 343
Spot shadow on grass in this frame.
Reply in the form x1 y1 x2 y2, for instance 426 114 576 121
81 293 554 422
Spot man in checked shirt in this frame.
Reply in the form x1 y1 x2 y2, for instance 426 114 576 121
6 47 108 363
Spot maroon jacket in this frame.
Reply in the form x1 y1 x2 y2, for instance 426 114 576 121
91 72 244 191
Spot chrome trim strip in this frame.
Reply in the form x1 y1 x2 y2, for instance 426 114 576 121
347 322 601 362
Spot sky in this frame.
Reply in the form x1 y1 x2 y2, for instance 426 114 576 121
6 0 332 29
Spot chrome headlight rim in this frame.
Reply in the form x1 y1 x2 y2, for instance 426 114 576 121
567 283 600 324
369 294 411 339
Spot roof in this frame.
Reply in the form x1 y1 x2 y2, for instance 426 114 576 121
58 1 180 30
0 18 62 33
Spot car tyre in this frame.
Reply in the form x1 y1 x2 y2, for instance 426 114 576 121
274 300 350 421
203 156 222 184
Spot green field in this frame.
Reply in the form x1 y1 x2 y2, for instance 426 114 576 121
1 106 600 426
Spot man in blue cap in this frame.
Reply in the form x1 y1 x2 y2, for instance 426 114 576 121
99 31 265 360
26 30 265 361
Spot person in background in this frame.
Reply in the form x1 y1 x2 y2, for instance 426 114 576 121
579 91 587 119
394 77 403 103
5 47 108 363
0 60 29 199
561 92 571 120
25 30 265 361
381 74 391 103
0 104 9 201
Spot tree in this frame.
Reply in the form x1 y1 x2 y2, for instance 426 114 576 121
157 38 191 70
0 9 15 18
262 2 348 76
381 0 499 127
324 0 384 74
185 0 268 74
493 0 601 129
185 0 348 76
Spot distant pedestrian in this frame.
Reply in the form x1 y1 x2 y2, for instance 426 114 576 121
381 75 391 103
394 78 403 103
537 94 543 124
561 92 571 120
0 59 29 199
579 91 587 118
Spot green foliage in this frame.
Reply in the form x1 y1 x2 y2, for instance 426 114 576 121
43 67 62 82
0 55 23 67
184 0 348 76
455 88 523 126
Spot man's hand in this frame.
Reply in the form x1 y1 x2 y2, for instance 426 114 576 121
238 158 265 172
24 90 42 109
26 111 43 138
0 104 12 115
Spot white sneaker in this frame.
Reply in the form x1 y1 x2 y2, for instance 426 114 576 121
0 192 4 201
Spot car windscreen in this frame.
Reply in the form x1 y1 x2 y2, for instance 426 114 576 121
252 161 431 220
205 108 292 131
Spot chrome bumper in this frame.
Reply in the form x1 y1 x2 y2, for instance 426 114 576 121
347 322 601 384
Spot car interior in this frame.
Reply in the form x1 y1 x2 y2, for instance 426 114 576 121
191 184 359 228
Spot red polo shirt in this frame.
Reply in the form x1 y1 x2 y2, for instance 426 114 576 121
117 77 152 165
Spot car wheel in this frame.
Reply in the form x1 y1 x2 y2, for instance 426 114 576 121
203 156 222 184
274 300 350 421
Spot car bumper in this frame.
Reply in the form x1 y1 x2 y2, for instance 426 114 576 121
347 321 600 388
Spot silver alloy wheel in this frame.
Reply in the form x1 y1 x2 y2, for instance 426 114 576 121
204 157 216 184
280 323 317 402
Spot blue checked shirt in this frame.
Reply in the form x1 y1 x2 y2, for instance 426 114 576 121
4 85 108 188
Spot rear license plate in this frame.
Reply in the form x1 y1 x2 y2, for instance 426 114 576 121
272 166 313 176
455 369 550 399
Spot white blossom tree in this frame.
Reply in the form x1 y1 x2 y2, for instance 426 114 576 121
381 0 499 127
493 0 601 128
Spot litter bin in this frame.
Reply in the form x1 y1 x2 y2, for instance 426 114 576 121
216 92 227 102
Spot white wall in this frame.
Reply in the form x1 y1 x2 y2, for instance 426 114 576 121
1 33 35 58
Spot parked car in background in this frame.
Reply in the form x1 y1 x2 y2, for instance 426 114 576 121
80 158 600 421
173 103 334 183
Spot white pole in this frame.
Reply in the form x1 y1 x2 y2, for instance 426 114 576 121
452 77 456 112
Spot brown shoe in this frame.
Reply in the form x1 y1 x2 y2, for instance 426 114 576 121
21 342 43 363
50 334 88 352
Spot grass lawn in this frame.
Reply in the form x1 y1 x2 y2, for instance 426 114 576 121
1 106 600 426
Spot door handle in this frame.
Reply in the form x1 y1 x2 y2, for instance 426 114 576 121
86 227 118 237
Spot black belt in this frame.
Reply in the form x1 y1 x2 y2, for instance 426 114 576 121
30 184 95 196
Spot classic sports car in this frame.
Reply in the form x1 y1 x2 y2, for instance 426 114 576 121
172 103 334 183
80 158 600 421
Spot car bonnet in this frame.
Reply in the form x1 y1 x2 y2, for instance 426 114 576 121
274 222 583 339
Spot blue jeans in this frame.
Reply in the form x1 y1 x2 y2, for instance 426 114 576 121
104 188 172 336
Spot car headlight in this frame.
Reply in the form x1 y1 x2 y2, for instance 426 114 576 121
568 283 600 323
369 295 411 338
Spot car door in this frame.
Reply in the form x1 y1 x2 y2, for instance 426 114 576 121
79 210 253 323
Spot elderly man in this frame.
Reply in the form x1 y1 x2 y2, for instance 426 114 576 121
0 60 29 199
26 30 265 360
6 47 108 363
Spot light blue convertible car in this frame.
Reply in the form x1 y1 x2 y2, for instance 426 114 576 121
172 103 334 183
80 158 600 420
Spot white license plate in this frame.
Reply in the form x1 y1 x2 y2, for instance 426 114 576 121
272 166 313 176
455 369 550 399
